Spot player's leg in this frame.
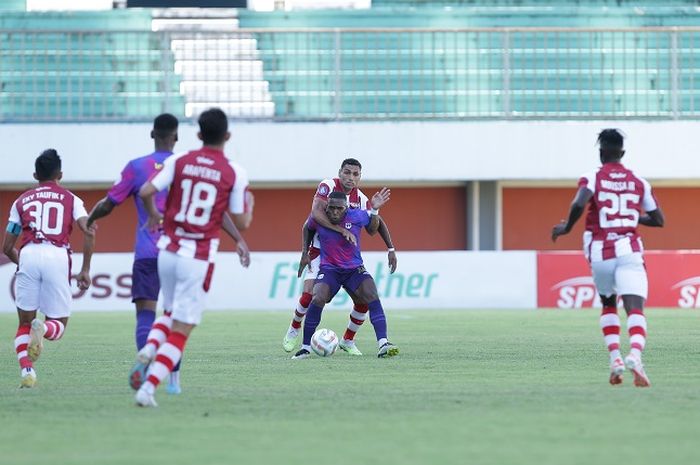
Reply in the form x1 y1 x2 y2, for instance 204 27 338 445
132 259 160 351
337 290 367 356
284 255 320 352
591 258 623 384
293 270 338 359
15 308 37 388
617 253 650 387
353 273 399 358
136 253 209 407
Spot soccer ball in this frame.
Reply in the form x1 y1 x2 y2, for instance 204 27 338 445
310 328 339 357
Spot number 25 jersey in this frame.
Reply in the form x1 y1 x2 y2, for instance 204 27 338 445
579 162 658 263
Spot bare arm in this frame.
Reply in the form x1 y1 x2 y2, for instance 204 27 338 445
2 230 19 265
222 212 250 268
551 187 592 242
639 208 665 228
366 213 381 235
87 196 116 228
138 182 163 231
377 217 397 273
298 221 315 278
76 217 95 290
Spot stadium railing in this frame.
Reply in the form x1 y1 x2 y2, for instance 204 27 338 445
2 27 700 121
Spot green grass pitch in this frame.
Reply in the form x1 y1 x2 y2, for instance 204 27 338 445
1 309 700 465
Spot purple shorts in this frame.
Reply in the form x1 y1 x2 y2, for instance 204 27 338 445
316 265 372 300
131 258 160 303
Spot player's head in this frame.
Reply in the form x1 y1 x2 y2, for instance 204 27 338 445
597 129 625 163
198 108 230 147
34 148 62 182
326 191 348 224
338 158 362 192
151 113 179 151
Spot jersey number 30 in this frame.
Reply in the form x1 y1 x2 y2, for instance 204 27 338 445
24 200 65 236
174 179 217 226
598 192 640 228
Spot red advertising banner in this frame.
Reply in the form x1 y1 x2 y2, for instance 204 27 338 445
538 251 700 308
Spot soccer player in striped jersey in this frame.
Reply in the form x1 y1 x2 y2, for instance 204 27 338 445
292 190 399 360
283 158 398 356
3 149 94 388
552 129 664 387
88 114 250 395
133 108 253 407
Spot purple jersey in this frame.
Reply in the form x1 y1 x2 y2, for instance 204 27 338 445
307 209 372 270
107 151 171 260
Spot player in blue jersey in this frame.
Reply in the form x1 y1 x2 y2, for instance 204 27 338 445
87 114 250 393
292 190 399 359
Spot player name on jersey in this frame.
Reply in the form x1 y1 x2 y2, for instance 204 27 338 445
182 163 222 182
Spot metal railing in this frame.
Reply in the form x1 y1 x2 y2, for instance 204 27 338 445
2 27 700 121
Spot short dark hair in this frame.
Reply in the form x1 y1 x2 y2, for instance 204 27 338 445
198 108 228 145
340 158 362 171
597 129 624 151
153 113 178 138
35 149 61 181
328 191 348 202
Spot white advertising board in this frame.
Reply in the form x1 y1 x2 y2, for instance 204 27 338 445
0 251 537 312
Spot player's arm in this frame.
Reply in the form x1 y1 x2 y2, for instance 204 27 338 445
639 209 665 227
298 220 316 278
551 186 592 242
87 197 116 228
231 190 254 231
376 217 397 274
366 213 381 235
222 212 250 268
138 182 163 232
311 196 353 239
75 216 94 291
364 187 391 236
2 223 20 265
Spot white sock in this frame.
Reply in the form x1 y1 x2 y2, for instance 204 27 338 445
377 338 388 348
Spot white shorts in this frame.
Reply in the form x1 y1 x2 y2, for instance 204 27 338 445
158 250 212 326
303 255 322 281
15 243 72 318
590 252 648 299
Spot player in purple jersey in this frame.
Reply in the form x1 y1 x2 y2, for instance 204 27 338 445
292 190 399 359
88 114 251 393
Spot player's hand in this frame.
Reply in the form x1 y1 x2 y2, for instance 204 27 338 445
76 270 91 290
370 187 391 210
551 221 570 242
298 252 311 278
388 250 397 274
146 213 164 232
340 228 357 246
237 241 251 268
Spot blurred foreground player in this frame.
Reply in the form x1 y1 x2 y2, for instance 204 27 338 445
133 108 253 407
552 129 664 387
3 149 95 388
292 190 399 360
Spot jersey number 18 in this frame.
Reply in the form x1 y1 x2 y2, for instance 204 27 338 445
174 179 217 226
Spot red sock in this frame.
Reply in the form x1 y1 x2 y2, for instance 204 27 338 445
146 331 188 388
291 292 312 330
15 324 32 369
599 306 620 354
343 304 369 341
44 320 65 340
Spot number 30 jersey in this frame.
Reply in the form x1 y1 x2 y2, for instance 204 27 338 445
8 181 88 251
150 147 249 262
578 162 658 263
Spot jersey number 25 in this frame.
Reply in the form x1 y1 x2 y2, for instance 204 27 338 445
598 192 640 228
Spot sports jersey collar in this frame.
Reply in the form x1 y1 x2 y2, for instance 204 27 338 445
199 146 225 157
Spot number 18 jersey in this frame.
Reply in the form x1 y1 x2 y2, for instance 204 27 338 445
150 147 249 262
579 162 658 262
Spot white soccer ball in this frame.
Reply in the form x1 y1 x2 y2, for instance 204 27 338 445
310 328 339 357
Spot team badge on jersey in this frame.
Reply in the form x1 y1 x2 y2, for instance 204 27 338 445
345 222 352 229
154 163 163 170
317 184 329 196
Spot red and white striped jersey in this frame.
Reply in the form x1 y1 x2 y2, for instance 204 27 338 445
579 162 658 262
150 147 249 262
7 181 87 251
310 178 371 252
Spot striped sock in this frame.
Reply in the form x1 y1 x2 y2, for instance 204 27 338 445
627 309 647 359
145 331 188 389
15 324 32 369
44 320 65 341
291 292 312 330
343 304 369 341
600 306 621 359
143 311 173 354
